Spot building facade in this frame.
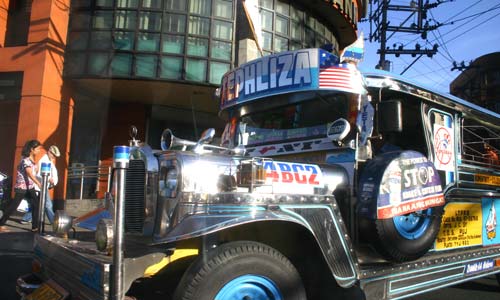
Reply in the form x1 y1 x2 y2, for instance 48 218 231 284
0 0 367 200
450 52 500 114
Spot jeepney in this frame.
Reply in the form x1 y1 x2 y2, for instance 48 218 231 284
17 47 500 300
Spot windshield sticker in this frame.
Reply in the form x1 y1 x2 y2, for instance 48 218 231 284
245 138 335 156
377 152 445 219
433 124 455 171
482 198 500 246
435 203 483 250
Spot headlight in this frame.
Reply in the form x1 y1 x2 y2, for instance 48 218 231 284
53 210 72 236
95 218 114 253
166 167 178 197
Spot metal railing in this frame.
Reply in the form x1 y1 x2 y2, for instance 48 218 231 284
66 164 112 200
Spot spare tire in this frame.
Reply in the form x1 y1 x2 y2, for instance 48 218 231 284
358 151 445 262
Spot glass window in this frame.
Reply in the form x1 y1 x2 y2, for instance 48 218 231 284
115 11 137 30
261 9 273 31
316 22 325 36
276 1 289 16
166 0 186 11
209 62 229 84
290 40 302 50
113 31 135 50
93 11 113 29
142 0 162 9
137 33 160 51
259 0 273 9
65 53 86 76
274 36 288 52
96 0 113 7
70 12 90 29
90 31 112 49
305 27 314 47
214 0 232 19
290 5 303 21
186 59 207 82
189 0 211 16
189 16 210 36
162 35 184 54
306 14 315 29
72 0 90 8
212 20 232 40
275 15 288 35
111 53 133 76
262 31 272 50
117 0 139 8
290 21 301 40
139 11 162 31
67 32 89 50
135 55 157 77
164 14 186 33
160 56 183 79
211 40 231 60
88 53 109 75
187 37 208 57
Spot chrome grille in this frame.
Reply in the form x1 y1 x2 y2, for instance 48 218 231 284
125 159 145 233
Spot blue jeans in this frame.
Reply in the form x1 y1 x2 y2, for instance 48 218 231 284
22 192 54 224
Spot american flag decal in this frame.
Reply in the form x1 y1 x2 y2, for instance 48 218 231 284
318 53 365 94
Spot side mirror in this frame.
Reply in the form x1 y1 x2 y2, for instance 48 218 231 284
378 100 403 133
198 128 215 145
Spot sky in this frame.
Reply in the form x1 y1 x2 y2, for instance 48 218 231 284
357 0 500 94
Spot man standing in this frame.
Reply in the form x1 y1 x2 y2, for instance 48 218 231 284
21 145 60 224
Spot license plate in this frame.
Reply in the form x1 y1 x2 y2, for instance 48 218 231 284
26 280 68 300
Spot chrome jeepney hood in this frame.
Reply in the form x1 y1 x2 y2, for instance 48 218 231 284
153 149 349 242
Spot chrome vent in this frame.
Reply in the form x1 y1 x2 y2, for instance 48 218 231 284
125 159 145 233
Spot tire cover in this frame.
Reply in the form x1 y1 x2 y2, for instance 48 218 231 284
358 150 445 219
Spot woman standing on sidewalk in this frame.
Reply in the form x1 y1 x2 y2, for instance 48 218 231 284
0 140 42 231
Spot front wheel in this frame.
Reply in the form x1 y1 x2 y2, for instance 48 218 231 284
173 241 306 300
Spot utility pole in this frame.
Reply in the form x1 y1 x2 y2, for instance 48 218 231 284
368 0 444 71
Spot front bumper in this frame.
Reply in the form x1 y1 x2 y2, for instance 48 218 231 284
18 234 165 300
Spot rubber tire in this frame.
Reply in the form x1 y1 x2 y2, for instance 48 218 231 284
173 241 306 300
373 205 444 262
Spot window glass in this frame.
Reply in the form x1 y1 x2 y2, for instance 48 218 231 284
305 27 314 47
0 72 23 100
214 0 232 19
187 37 208 57
88 53 110 75
275 15 288 35
139 12 162 31
290 40 302 50
261 9 273 31
135 55 157 77
137 33 160 51
113 31 135 50
274 36 288 52
96 0 113 7
117 0 139 8
212 20 232 40
262 31 272 50
111 53 133 76
64 53 86 76
115 10 137 30
211 40 231 60
164 14 186 33
259 0 273 9
70 12 90 29
166 0 187 11
276 1 289 16
142 0 162 9
209 62 230 84
67 32 89 50
90 31 112 49
189 0 212 16
290 21 301 40
186 59 207 81
160 56 183 79
162 35 184 54
290 5 303 21
93 11 113 29
189 16 210 36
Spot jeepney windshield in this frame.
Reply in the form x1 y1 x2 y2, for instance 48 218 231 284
231 91 357 147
